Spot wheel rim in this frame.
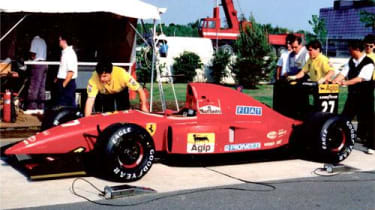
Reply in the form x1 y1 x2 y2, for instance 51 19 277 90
117 136 144 169
327 124 346 152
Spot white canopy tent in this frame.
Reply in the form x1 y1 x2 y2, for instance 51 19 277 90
0 0 162 20
0 0 170 112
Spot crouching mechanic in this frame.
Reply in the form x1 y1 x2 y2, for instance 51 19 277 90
287 40 335 84
84 59 149 116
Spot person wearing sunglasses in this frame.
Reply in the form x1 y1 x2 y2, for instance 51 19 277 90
364 34 375 60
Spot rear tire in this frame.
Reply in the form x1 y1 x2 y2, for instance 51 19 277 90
95 123 155 182
41 106 82 131
301 112 355 163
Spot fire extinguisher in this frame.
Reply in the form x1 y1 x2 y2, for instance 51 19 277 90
3 89 11 122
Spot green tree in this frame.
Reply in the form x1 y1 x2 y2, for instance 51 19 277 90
136 47 153 86
210 49 231 84
296 30 316 44
173 51 202 83
231 16 275 89
137 22 199 39
262 23 291 34
308 15 327 44
359 10 375 30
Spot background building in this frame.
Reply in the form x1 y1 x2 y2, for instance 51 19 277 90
320 0 375 57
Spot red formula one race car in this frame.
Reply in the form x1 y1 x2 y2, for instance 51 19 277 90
2 83 355 182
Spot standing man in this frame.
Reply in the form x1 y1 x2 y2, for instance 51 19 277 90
363 34 375 81
55 33 78 107
275 34 295 80
285 35 309 78
364 34 375 62
24 34 47 115
288 40 335 83
273 34 293 112
276 35 309 119
84 58 148 116
333 40 374 154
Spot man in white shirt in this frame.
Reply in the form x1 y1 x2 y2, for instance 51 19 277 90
276 47 291 80
273 34 293 112
54 33 78 107
333 40 374 154
24 35 47 115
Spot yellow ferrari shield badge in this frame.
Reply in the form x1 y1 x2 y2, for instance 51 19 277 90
146 123 157 136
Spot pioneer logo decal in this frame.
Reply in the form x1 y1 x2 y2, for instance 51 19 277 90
224 143 261 152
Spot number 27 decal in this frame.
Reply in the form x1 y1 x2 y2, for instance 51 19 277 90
321 100 335 113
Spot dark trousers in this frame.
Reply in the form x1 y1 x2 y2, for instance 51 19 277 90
94 88 130 113
54 79 76 107
27 64 48 109
342 91 374 149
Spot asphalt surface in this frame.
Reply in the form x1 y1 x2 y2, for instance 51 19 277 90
20 171 375 210
1 136 375 210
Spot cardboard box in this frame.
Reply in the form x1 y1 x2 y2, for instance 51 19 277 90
0 62 11 75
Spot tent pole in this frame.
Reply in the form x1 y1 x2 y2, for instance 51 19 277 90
150 20 156 112
0 15 28 43
129 22 150 47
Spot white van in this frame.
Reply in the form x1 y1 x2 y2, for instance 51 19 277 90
156 36 214 82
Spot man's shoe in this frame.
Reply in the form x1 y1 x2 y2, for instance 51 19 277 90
23 109 38 115
366 148 374 155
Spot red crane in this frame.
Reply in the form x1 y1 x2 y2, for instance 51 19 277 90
198 0 241 41
198 0 302 53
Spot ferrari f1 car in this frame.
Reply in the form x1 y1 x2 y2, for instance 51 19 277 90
3 83 355 182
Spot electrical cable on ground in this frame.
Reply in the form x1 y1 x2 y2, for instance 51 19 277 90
71 177 275 207
204 167 276 191
312 167 343 177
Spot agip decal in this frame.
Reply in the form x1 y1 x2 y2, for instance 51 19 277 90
187 133 215 153
318 84 339 94
145 123 157 136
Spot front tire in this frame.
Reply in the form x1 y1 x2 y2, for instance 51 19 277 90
96 123 155 182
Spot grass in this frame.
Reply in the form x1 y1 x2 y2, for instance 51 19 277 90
133 83 349 113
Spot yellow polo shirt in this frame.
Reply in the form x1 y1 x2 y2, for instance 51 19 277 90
302 53 333 82
366 53 375 80
87 66 140 98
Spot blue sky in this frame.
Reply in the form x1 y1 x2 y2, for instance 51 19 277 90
142 0 334 32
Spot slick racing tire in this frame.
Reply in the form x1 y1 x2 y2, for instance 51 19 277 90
302 112 355 163
96 123 155 182
41 106 82 131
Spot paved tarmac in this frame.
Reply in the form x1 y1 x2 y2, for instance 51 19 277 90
24 172 375 210
0 138 374 209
